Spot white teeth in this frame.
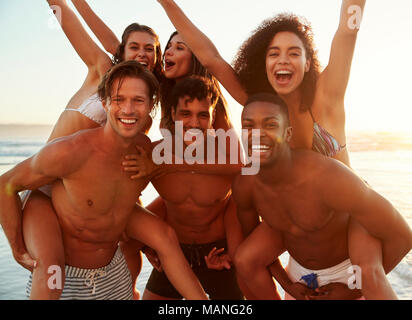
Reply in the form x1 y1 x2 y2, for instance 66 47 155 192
120 119 136 124
276 70 292 75
186 130 202 136
252 145 270 150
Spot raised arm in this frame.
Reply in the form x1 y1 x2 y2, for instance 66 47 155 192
320 0 366 103
321 160 412 273
0 137 85 270
157 0 248 105
47 0 111 75
71 0 120 56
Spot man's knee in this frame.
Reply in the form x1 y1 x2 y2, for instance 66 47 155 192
154 223 179 253
234 245 255 278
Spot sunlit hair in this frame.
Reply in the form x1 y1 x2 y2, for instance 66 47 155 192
160 31 231 132
171 76 219 111
245 93 290 126
97 60 159 111
113 23 164 83
233 13 321 112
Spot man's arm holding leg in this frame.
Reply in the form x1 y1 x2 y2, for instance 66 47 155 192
0 137 86 270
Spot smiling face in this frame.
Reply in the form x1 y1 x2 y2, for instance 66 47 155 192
164 34 193 80
171 96 215 146
103 76 152 140
123 31 157 71
266 31 310 96
242 101 292 167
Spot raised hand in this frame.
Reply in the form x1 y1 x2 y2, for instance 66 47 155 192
122 145 158 180
13 248 37 272
204 247 231 271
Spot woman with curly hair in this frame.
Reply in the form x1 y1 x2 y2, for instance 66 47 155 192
157 0 403 300
18 0 164 300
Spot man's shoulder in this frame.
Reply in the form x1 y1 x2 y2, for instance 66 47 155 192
293 149 339 172
33 129 98 177
133 133 153 152
292 149 351 189
232 174 255 196
57 128 99 152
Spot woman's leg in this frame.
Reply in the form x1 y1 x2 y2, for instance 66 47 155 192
121 197 168 299
119 239 143 300
348 218 397 300
22 190 65 300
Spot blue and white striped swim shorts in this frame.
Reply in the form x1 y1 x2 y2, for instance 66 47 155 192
26 247 133 300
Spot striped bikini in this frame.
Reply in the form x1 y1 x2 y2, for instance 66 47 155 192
310 111 346 157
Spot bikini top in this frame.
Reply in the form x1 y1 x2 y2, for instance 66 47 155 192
310 110 346 158
65 93 107 126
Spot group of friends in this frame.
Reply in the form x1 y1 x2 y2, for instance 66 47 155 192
0 0 411 300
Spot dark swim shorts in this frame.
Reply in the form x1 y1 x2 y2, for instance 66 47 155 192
145 239 244 300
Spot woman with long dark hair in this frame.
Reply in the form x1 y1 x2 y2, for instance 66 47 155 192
156 0 404 300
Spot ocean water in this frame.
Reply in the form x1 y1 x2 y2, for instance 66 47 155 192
0 125 411 300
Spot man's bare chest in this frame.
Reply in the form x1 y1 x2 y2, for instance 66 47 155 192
253 184 333 236
56 156 147 215
154 172 232 207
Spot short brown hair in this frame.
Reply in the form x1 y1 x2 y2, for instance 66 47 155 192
98 60 159 110
171 76 219 111
160 32 231 131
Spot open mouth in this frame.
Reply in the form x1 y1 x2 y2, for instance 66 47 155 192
275 70 293 84
165 59 176 70
185 129 203 138
183 129 204 144
137 61 148 67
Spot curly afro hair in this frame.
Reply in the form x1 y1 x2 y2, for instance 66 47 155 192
233 13 321 112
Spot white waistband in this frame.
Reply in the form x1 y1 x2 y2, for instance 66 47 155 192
286 256 354 288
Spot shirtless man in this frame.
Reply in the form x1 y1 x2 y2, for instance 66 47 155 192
126 76 245 300
232 93 412 300
0 61 207 300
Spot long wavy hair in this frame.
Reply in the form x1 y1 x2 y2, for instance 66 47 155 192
233 13 321 112
160 31 231 132
113 23 164 84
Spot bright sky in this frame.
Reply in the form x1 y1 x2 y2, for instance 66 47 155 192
1 0 411 133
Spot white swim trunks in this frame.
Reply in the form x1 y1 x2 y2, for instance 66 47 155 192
284 256 364 300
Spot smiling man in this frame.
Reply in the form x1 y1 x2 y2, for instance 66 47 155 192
232 93 412 300
0 61 207 300
132 76 245 300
